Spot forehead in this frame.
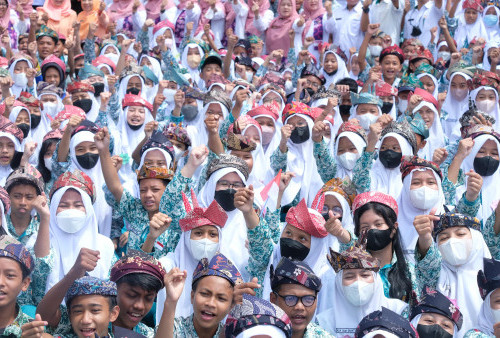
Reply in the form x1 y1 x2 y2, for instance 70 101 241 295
278 282 315 295
10 184 37 194
207 103 222 112
438 226 470 237
481 139 500 151
60 189 83 203
283 223 309 237
139 178 165 188
197 275 232 291
0 256 23 272
218 171 242 182
70 294 110 309
382 136 400 146
287 115 306 124
359 208 385 223
144 149 167 161
411 169 435 180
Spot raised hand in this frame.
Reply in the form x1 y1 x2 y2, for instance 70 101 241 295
432 148 448 166
465 170 483 202
234 185 255 214
70 248 100 278
21 314 48 338
325 212 350 243
233 277 260 304
164 267 188 303
148 212 172 240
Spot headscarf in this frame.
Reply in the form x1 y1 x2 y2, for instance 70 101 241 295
413 100 446 161
78 0 101 40
265 0 299 55
334 131 366 180
321 51 349 89
441 72 472 141
470 86 500 131
108 0 144 21
246 0 270 36
454 9 488 49
186 101 229 148
8 58 34 99
181 43 205 86
41 0 72 22
247 102 282 159
303 0 325 20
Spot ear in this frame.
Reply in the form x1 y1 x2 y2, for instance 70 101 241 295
269 292 277 304
21 276 31 292
419 140 427 150
191 290 195 305
109 305 120 322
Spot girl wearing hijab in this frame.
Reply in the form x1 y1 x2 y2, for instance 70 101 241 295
78 0 109 40
45 170 115 293
320 51 349 89
180 41 207 88
469 73 500 131
414 209 492 335
441 70 472 142
247 101 282 161
271 102 324 208
37 0 77 38
302 0 336 61
410 88 446 160
314 120 367 182
446 127 500 222
353 119 417 197
155 190 228 318
66 81 103 124
41 55 66 90
246 0 273 39
451 0 487 50
265 0 303 56
316 244 408 337
8 56 35 98
8 102 32 141
107 0 146 33
483 6 500 40
36 82 65 135
37 129 62 195
0 117 25 186
414 63 440 101
466 258 500 337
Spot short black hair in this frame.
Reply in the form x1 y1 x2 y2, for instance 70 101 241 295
116 273 163 293
336 78 358 93
192 276 234 292
68 295 118 313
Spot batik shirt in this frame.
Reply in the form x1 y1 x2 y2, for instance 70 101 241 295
314 140 338 182
482 212 500 260
304 322 336 337
415 243 442 291
464 329 494 337
6 215 40 248
0 305 33 337
172 315 222 337
17 249 54 307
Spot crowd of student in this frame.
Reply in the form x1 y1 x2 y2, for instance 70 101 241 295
2 0 500 336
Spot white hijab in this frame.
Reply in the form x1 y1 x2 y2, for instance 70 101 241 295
280 114 324 206
0 133 22 186
8 58 34 98
484 6 500 40
416 73 439 100
334 131 366 180
396 169 445 264
117 74 148 102
441 72 471 142
369 133 413 198
186 102 229 148
414 102 446 161
242 124 274 195
474 290 500 336
436 229 491 336
456 134 500 221
321 51 349 89
181 43 205 87
45 186 114 293
258 90 285 126
470 86 500 131
454 13 488 49
252 114 281 160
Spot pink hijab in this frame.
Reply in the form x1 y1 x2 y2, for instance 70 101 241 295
145 0 174 20
10 0 34 20
0 0 10 28
108 0 144 21
196 0 223 36
41 0 72 22
246 0 270 36
302 0 325 20
265 0 299 56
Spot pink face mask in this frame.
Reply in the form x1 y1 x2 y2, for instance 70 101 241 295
261 125 275 145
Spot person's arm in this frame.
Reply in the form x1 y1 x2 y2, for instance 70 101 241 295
448 0 460 18
483 202 500 260
447 138 474 184
234 185 259 230
32 195 50 258
27 12 38 45
115 39 134 78
223 31 238 79
360 0 372 32
142 212 172 253
414 214 440 257
73 21 82 55
131 121 158 165
94 127 124 202
203 24 219 53
36 248 100 328
57 115 84 163
206 114 225 155
438 16 458 53
358 23 379 73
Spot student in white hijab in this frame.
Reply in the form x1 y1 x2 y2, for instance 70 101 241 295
470 85 500 131
441 71 472 142
8 57 36 99
453 0 488 49
247 101 282 161
321 51 349 89
45 170 114 293
181 42 205 87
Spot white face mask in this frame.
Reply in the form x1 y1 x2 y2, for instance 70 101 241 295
104 53 119 65
437 51 451 61
163 88 176 103
285 80 294 94
342 280 375 306
337 152 360 170
42 102 59 118
398 99 408 114
451 88 468 101
245 71 254 83
165 38 174 49
260 125 275 145
13 73 28 87
190 238 219 261
476 99 496 113
403 59 409 67
56 209 87 233
409 185 440 210
173 145 185 160
44 157 52 171
438 237 472 266
369 45 383 58
356 113 379 131
492 308 500 324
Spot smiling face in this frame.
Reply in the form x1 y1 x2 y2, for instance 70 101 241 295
69 295 119 338
323 53 338 74
127 106 146 127
419 75 436 95
0 257 30 309
0 137 16 166
380 55 402 82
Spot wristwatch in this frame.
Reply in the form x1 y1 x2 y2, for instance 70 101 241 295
363 6 370 13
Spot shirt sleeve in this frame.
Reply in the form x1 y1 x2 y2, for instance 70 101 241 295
247 218 276 297
352 151 375 193
483 212 500 260
415 242 442 292
455 192 481 217
314 140 338 183
270 147 288 175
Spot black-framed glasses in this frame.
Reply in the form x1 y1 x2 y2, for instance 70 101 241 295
216 180 245 189
274 293 316 307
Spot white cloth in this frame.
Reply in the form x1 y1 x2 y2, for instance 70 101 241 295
8 58 34 98
414 101 446 160
45 186 114 293
402 1 443 47
436 229 491 336
117 74 148 103
321 51 350 89
334 131 366 180
454 13 488 50
474 291 498 336
186 102 229 148
332 2 364 54
484 6 500 41
253 114 281 161
236 325 287 338
470 86 500 131
441 72 472 142
416 73 439 100
305 14 337 62
456 134 500 221
181 43 205 87
369 133 413 198
481 37 500 72
369 0 405 44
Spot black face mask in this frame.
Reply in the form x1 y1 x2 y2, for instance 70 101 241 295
381 102 393 114
339 104 352 116
280 237 310 261
17 123 30 138
290 125 310 144
76 152 99 169
473 156 500 176
305 87 316 97
366 228 393 251
126 87 140 95
325 69 338 76
181 105 199 121
73 99 93 114
127 123 143 131
379 149 402 169
30 114 41 129
92 83 105 97
214 189 236 212
416 324 453 338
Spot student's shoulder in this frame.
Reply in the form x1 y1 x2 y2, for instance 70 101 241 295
304 321 336 337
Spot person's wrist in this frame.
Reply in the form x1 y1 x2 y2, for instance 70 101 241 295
362 6 369 13
147 232 159 241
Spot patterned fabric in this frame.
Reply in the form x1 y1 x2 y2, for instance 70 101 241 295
311 86 342 101
381 120 418 154
204 89 232 112
0 116 24 144
410 46 434 64
467 125 500 143
270 257 322 292
225 294 293 337
449 60 477 78
285 199 328 238
36 24 58 42
192 252 243 286
180 189 228 231
247 101 281 121
413 63 441 80
136 166 175 182
142 66 159 85
0 235 34 273
5 164 45 195
72 120 101 138
350 92 383 107
463 0 483 11
355 307 418 338
327 244 381 273
282 101 319 124
478 257 500 299
163 66 190 86
228 115 261 136
375 82 398 97
257 73 286 92
173 314 223 337
6 215 39 246
406 113 429 139
165 123 191 147
110 250 166 287
1 305 33 337
398 74 423 92
312 177 357 209
67 81 95 94
411 87 439 108
65 276 117 305
223 132 257 152
335 120 367 141
300 64 325 85
140 131 174 159
153 19 174 34
206 154 249 181
122 94 154 112
411 286 463 329
77 64 104 80
206 74 230 88
352 191 399 216
433 209 481 240
0 186 10 214
460 110 496 130
18 92 41 108
92 55 117 71
380 45 405 64
469 71 499 91
55 106 87 123
37 81 64 97
50 169 96 203
304 322 335 337
400 156 443 181
199 50 222 71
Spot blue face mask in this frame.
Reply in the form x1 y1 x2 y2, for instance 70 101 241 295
484 14 499 27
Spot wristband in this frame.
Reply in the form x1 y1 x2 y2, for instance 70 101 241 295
363 6 370 13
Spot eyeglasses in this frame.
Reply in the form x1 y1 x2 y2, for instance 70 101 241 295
274 293 316 307
216 180 245 189
305 80 320 89
321 206 343 216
